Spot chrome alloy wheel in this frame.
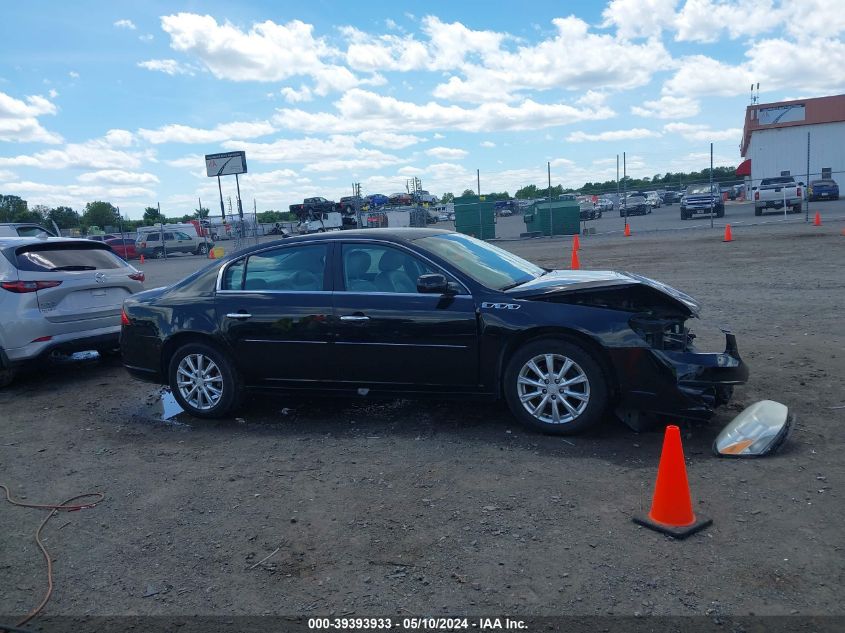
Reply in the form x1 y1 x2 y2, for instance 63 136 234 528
516 353 590 425
176 353 224 411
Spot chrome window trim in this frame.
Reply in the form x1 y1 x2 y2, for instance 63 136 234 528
215 239 327 292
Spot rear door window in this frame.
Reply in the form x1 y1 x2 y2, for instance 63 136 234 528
144 233 160 242
222 245 328 291
15 244 125 272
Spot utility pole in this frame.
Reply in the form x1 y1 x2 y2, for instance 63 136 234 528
235 173 244 238
157 201 167 259
616 154 620 215
805 131 811 222
217 175 225 222
709 142 714 229
477 169 480 197
547 161 552 237
199 196 208 252
623 152 628 227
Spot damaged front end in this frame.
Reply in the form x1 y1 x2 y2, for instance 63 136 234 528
626 313 749 420
514 271 750 424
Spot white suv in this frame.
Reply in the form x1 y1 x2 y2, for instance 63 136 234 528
0 236 145 387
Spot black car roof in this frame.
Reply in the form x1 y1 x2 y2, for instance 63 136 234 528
268 227 450 245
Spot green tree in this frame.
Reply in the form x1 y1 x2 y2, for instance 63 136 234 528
195 206 210 219
47 206 80 229
461 189 475 197
440 192 454 203
514 184 539 199
142 206 161 224
0 194 29 222
82 201 120 230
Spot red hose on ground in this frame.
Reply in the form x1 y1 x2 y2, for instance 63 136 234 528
0 483 104 627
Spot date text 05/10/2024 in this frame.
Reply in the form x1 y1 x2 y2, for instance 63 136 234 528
307 617 528 630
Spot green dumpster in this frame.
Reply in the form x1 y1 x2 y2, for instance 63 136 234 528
454 195 496 240
523 200 580 236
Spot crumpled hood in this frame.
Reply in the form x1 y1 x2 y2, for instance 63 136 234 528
506 270 700 316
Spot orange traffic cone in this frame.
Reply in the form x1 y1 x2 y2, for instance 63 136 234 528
139 254 145 264
208 248 216 260
633 425 712 538
570 247 580 270
723 224 733 242
572 234 580 251
624 223 631 237
813 212 821 226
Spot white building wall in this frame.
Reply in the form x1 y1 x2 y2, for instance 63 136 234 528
748 121 845 186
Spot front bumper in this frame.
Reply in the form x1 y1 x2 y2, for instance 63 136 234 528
610 331 749 421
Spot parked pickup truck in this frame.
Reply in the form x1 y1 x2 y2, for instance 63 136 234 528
289 197 337 215
680 184 724 220
752 177 803 216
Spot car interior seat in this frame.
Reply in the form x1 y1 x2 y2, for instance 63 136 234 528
374 250 416 293
345 250 378 292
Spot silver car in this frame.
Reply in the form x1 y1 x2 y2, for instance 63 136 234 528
0 236 145 387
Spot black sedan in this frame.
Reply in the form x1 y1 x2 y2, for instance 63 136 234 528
120 229 748 435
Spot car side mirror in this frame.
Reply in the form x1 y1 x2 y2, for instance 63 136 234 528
417 273 450 294
798 182 804 186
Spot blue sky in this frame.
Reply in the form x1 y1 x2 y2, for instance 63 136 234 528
1 0 843 219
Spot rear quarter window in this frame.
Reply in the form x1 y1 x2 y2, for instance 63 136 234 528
14 244 125 272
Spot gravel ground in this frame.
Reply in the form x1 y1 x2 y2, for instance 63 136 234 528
1 220 843 624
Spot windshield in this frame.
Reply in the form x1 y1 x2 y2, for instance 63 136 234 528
686 185 717 194
761 177 793 185
415 233 544 290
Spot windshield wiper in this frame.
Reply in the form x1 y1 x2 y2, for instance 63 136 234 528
49 265 97 271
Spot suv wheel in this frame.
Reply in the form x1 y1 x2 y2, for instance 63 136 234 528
168 342 241 418
0 368 16 388
196 243 209 255
504 339 608 435
153 248 165 259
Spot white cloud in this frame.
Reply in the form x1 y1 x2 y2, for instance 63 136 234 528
164 154 205 168
77 169 159 184
273 88 614 134
68 71 79 79
220 135 403 173
0 91 62 143
104 129 134 147
601 0 679 39
48 88 59 99
674 0 783 43
0 169 17 181
3 181 155 208
159 13 362 94
566 128 661 142
357 130 424 149
631 95 700 119
280 85 313 103
425 146 469 160
114 19 137 30
138 59 195 76
0 132 148 170
431 18 673 102
480 141 496 148
139 34 154 42
664 122 741 142
138 120 275 144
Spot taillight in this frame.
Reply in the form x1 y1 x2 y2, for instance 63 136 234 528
754 191 759 200
128 272 145 282
139 242 146 248
121 308 131 326
796 187 802 198
1 280 62 293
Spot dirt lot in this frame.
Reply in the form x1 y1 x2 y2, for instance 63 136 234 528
1 221 844 626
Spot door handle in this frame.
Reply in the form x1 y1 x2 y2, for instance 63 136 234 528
226 312 252 320
340 315 369 321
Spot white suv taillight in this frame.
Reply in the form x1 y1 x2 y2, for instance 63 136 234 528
796 187 802 198
1 280 63 293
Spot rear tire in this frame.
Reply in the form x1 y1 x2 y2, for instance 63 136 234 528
791 204 801 214
153 248 165 259
195 243 209 255
754 207 762 216
504 338 608 435
0 368 16 388
168 342 241 418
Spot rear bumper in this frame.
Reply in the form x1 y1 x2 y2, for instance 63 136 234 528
2 326 120 367
756 199 801 208
611 331 749 421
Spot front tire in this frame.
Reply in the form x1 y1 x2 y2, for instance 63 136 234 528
195 243 209 255
504 339 608 435
168 342 241 418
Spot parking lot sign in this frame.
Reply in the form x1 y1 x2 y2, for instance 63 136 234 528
205 151 247 177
